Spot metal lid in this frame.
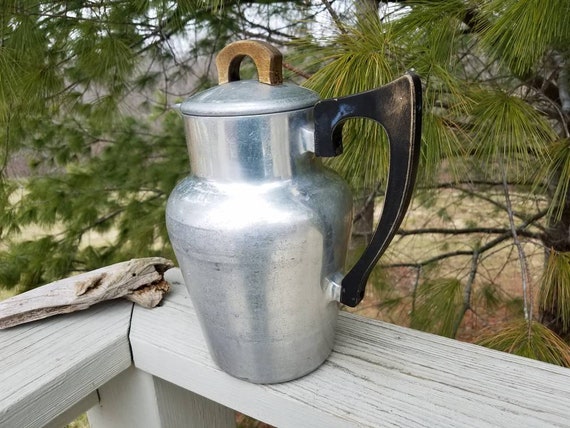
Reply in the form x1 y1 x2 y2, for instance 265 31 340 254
179 80 320 116
179 39 320 117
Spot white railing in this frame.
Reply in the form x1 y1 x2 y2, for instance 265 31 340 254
1 267 570 428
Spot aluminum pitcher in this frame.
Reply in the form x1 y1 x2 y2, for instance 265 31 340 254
166 40 422 383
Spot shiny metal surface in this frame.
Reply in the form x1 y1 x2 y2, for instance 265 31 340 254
184 109 316 182
166 109 353 383
179 80 320 116
165 36 421 383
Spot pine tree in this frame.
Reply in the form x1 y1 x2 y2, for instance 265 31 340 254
302 0 570 364
2 1 570 365
0 0 311 287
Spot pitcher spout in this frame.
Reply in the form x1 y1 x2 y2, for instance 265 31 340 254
323 272 343 303
300 123 315 154
170 102 182 115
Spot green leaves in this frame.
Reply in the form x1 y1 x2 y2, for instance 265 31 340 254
74 35 136 86
396 0 470 66
0 236 64 290
419 110 466 181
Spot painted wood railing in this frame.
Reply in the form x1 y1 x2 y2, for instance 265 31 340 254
1 266 570 428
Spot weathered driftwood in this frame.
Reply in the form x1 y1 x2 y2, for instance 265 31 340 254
0 257 174 329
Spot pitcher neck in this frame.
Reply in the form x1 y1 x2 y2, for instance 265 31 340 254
183 110 315 182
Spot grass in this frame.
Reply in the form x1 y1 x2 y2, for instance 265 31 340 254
65 414 89 428
0 287 17 301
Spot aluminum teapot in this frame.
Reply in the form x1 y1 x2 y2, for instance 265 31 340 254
166 40 421 383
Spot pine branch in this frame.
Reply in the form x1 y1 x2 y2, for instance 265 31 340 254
235 10 300 42
431 180 542 189
553 51 570 115
537 96 570 138
353 181 384 224
0 112 11 176
320 0 347 35
75 209 124 237
384 210 547 269
441 185 548 232
502 169 532 323
397 227 542 239
452 250 479 337
283 62 312 80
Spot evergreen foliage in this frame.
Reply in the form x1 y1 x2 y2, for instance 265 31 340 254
0 0 311 288
299 0 570 360
2 1 570 363
477 319 570 367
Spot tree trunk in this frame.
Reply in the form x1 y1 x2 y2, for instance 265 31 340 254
538 52 570 338
539 168 570 339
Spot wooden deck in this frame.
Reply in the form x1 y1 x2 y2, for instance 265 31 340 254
1 267 570 427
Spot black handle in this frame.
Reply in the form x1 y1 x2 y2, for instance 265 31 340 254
314 73 422 307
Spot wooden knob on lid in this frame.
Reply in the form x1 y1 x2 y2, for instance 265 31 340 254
216 40 283 86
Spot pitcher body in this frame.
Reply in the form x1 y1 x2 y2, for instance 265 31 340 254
165 40 422 384
166 127 352 382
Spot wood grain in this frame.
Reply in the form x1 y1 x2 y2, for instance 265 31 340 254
3 265 570 427
131 268 570 428
0 257 173 329
0 299 132 427
216 39 283 85
87 367 235 428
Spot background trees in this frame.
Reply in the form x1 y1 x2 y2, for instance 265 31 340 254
0 0 314 285
2 1 570 364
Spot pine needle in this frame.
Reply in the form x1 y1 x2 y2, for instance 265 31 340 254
539 249 570 334
480 0 570 76
410 277 464 338
470 89 555 179
477 319 570 367
302 15 402 189
540 139 570 223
